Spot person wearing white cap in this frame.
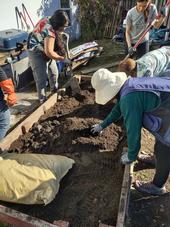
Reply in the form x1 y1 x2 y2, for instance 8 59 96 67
91 68 170 196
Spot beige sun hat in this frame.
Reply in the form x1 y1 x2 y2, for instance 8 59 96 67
91 68 127 105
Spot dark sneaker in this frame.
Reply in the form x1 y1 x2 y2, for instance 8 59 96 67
137 153 155 166
39 97 47 104
134 180 166 196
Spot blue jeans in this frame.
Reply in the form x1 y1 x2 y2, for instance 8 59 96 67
28 50 59 102
0 101 10 141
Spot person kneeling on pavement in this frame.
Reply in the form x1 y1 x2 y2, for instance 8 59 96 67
0 67 17 141
90 68 170 196
27 10 71 103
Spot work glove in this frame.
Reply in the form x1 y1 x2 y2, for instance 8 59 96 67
0 79 17 106
6 93 17 106
120 148 133 165
91 124 103 135
5 56 17 64
63 58 72 65
128 46 135 56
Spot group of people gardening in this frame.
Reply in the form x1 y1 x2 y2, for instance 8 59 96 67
0 0 170 196
91 0 170 196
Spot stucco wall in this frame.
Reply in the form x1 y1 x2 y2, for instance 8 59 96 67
0 0 42 30
0 0 80 40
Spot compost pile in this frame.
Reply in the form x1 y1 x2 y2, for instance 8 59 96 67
7 79 126 227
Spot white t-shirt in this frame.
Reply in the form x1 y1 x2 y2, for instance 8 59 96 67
126 4 157 44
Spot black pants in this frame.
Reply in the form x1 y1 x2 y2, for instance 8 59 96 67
135 41 149 59
153 140 170 188
125 41 149 59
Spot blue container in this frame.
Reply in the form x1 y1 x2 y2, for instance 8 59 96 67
0 29 28 51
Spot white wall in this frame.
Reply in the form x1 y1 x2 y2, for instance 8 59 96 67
0 0 42 30
0 0 81 40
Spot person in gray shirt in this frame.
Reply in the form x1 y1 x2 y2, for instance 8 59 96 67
125 0 164 58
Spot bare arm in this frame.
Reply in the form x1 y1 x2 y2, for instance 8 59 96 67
44 36 65 61
125 24 132 48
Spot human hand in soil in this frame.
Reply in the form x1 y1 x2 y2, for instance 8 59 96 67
90 124 103 136
120 148 133 165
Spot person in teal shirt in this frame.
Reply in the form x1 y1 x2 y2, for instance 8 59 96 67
90 68 170 196
100 91 159 161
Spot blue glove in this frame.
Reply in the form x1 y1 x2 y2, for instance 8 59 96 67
121 152 133 165
63 58 72 65
120 148 133 165
5 56 17 64
91 124 103 135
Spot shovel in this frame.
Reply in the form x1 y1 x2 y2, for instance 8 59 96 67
123 15 161 61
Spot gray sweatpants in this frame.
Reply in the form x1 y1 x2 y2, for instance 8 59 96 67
28 50 58 102
153 140 170 188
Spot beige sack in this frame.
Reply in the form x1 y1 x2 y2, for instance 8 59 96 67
0 153 75 205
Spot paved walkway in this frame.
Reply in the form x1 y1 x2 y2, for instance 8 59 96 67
10 83 39 127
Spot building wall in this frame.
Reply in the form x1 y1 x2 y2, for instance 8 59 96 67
0 0 80 40
37 0 81 40
0 0 42 30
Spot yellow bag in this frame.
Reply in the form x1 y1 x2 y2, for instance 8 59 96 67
0 153 75 205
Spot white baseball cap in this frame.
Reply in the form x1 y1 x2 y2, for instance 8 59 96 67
91 68 127 105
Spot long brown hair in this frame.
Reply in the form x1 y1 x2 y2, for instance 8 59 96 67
118 58 137 77
137 0 151 22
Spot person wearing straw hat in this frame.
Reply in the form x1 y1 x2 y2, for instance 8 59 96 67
91 68 170 196
118 46 170 78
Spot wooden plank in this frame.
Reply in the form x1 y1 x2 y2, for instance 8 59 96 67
81 61 119 74
72 59 89 70
116 164 133 227
0 93 57 151
0 205 59 227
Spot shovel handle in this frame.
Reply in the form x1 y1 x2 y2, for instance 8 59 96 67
123 17 158 61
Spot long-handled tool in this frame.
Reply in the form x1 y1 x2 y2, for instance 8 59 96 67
123 15 161 61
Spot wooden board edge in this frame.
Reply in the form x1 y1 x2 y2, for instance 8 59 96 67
0 93 58 151
0 205 60 227
116 164 134 227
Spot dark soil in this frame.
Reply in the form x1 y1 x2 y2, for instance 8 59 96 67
4 79 126 227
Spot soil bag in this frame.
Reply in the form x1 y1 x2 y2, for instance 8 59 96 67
0 153 75 205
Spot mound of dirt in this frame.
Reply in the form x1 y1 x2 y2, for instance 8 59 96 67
6 79 126 227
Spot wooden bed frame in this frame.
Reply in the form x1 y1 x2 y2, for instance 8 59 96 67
0 75 133 227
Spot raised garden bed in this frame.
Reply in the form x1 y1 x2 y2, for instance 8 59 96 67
0 76 132 227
